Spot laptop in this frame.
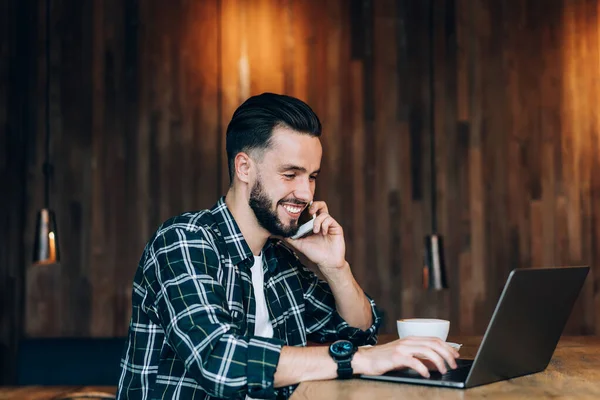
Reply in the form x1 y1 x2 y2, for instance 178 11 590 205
359 266 590 389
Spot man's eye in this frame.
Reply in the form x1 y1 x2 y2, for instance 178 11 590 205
284 174 295 179
309 175 318 181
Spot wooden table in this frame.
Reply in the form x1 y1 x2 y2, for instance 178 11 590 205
291 334 600 399
0 386 116 399
2 335 599 399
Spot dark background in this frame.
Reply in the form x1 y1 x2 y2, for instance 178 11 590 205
2 0 599 384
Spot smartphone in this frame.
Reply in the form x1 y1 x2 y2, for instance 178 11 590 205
291 202 315 240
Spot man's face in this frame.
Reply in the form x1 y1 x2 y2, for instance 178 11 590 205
248 126 322 237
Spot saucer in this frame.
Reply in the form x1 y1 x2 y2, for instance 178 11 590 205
447 342 463 350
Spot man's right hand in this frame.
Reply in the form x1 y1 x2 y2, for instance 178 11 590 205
352 337 460 378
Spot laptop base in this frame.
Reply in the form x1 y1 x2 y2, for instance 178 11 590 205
359 359 474 389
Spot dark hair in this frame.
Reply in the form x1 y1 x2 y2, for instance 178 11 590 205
226 92 322 183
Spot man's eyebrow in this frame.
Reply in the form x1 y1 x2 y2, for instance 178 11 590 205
279 164 321 174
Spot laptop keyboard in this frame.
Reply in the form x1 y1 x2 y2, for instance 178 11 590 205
384 359 473 382
431 362 472 382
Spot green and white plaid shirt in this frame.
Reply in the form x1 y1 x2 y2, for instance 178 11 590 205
117 197 381 399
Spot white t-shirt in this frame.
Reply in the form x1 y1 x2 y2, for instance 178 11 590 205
250 253 274 338
246 253 274 400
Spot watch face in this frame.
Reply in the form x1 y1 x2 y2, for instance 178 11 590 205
331 340 354 357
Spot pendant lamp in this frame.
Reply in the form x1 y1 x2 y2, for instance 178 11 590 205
33 0 60 265
423 1 447 290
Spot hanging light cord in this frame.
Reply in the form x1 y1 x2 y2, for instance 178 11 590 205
429 0 437 234
43 0 52 209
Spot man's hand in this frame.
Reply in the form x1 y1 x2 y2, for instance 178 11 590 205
353 337 460 378
274 337 460 388
284 201 346 277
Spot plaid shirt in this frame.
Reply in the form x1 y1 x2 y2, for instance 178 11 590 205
117 197 381 400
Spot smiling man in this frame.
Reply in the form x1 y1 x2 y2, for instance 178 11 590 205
117 93 459 399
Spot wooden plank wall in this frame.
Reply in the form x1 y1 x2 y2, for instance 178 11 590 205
2 1 600 379
0 0 38 383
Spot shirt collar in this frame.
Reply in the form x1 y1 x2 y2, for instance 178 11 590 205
210 197 277 271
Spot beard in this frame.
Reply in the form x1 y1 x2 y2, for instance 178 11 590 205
249 178 302 238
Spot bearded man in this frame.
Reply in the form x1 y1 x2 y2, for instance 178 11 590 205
117 93 458 399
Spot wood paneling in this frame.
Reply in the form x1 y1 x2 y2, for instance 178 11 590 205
0 0 37 384
2 0 600 382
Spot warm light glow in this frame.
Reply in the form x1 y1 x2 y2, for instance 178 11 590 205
33 208 60 265
48 231 56 262
561 2 600 159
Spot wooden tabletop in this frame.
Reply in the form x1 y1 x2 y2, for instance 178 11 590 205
2 335 599 399
291 334 600 399
0 386 116 400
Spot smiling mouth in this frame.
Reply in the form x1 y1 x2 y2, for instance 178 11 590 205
279 203 306 219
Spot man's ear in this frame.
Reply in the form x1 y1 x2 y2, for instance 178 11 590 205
234 152 254 184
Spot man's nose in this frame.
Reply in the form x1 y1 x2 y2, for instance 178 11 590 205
294 177 313 202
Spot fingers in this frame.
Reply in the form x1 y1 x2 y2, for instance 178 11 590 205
313 213 327 233
362 338 459 378
411 346 449 374
386 337 459 377
402 357 430 378
306 201 343 236
436 342 460 369
315 214 333 235
398 337 459 373
309 201 329 216
313 213 342 236
429 338 460 368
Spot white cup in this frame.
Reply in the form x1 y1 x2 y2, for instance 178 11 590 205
397 318 450 341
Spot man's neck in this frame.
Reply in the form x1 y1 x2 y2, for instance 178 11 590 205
224 187 269 256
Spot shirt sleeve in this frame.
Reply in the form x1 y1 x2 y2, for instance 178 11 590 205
294 258 382 346
147 227 284 399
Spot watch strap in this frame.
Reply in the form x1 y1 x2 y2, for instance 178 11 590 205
336 359 353 379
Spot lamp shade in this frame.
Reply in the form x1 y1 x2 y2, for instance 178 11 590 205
33 208 60 264
423 234 448 290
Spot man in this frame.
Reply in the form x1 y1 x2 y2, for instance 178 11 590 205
117 93 459 399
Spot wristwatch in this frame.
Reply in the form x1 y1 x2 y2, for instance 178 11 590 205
328 340 356 379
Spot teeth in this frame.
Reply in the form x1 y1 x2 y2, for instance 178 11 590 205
283 205 302 214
